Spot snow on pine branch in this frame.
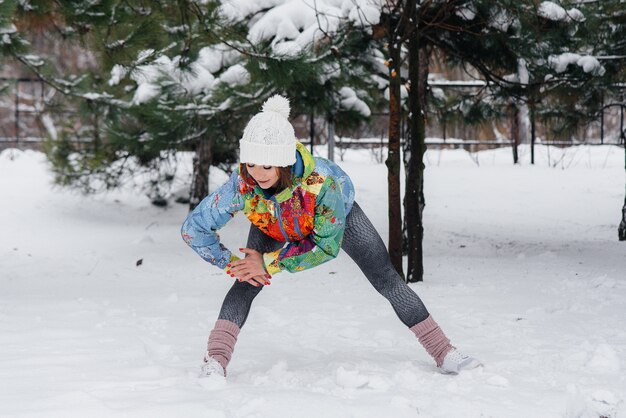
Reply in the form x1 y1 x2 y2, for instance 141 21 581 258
548 53 605 76
195 45 240 74
108 42 248 104
455 5 477 21
218 0 285 22
223 0 382 51
344 0 381 27
488 9 517 33
105 0 386 108
109 65 128 86
0 23 17 34
339 86 371 117
216 64 250 87
537 1 585 22
128 55 221 104
246 0 342 47
272 41 303 58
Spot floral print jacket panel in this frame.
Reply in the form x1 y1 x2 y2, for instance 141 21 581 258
181 141 355 275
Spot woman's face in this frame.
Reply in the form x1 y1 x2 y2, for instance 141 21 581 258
245 163 280 189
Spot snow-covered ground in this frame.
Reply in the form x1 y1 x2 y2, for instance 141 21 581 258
1 144 625 417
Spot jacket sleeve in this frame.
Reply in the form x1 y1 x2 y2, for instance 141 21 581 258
181 171 244 270
263 177 346 274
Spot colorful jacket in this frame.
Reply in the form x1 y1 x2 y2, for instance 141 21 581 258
181 141 355 275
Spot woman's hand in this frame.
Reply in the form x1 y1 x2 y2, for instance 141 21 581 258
226 248 272 287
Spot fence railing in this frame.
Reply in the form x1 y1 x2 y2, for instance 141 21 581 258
1 78 625 151
0 77 47 148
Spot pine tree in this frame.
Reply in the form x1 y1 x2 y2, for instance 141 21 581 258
3 0 381 208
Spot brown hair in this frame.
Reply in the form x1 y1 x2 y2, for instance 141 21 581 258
240 164 294 191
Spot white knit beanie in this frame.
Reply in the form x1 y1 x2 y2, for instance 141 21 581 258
239 95 297 167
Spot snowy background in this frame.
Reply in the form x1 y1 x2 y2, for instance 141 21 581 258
1 144 625 417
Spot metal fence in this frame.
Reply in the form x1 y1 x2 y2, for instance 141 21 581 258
0 78 49 149
1 77 625 152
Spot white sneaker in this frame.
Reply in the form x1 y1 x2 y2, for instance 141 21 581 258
200 354 225 378
438 348 482 374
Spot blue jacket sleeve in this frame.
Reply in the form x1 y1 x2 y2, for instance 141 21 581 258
181 171 244 270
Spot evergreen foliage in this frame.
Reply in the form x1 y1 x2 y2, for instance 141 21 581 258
2 1 624 239
3 0 382 204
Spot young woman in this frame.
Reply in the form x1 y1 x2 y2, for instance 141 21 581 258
181 95 480 377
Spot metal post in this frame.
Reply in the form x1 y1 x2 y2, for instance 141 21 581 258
600 93 604 145
380 129 384 163
619 95 626 145
14 80 19 145
619 97 625 241
328 117 335 162
309 114 314 155
530 101 536 165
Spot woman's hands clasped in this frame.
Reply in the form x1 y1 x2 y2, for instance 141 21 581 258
226 248 272 287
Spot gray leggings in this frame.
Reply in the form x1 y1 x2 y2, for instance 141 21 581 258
217 202 430 328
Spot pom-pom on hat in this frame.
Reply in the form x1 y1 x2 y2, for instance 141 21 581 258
239 95 297 167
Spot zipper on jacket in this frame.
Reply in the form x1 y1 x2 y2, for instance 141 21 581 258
271 197 290 242
293 217 303 238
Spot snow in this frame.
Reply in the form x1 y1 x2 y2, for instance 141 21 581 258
272 41 303 58
40 113 58 140
216 64 250 87
428 80 487 87
538 2 585 23
219 0 285 23
196 45 240 75
128 53 219 103
489 10 514 32
518 58 529 85
247 0 342 48
339 86 371 117
577 55 606 75
248 2 304 44
383 84 408 101
108 65 128 87
104 0 383 107
548 53 605 75
0 23 17 34
180 63 216 95
22 54 44 67
132 82 160 104
82 92 110 101
538 2 567 21
567 8 585 23
346 0 381 26
223 0 382 50
455 5 476 21
1 144 626 417
587 344 620 375
549 52 581 73
432 87 446 101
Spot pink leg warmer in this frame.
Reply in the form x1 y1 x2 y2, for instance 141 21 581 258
409 315 453 367
206 319 240 374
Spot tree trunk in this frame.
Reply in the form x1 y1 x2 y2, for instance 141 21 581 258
530 100 536 165
618 102 626 241
328 116 335 162
618 144 626 241
386 37 404 278
310 113 315 154
510 103 520 164
404 28 428 283
618 198 626 241
189 137 212 211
